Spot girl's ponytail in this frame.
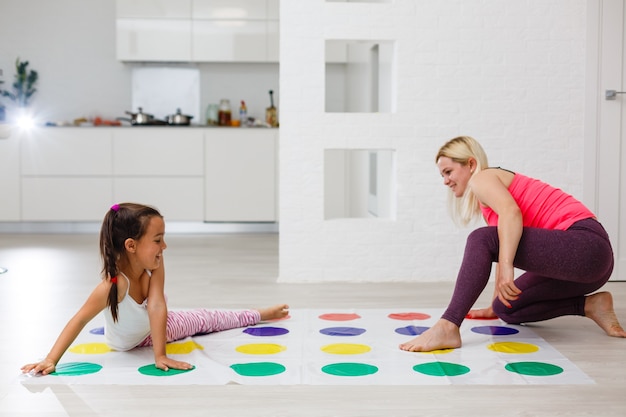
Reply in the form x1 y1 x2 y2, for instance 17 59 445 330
100 204 121 321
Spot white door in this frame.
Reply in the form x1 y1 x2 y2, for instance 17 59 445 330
586 0 626 281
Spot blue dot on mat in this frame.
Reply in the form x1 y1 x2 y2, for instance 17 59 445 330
243 327 290 336
320 327 366 336
89 327 105 335
471 326 519 336
395 325 430 336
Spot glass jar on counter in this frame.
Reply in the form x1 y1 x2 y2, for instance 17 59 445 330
218 99 232 126
206 104 219 125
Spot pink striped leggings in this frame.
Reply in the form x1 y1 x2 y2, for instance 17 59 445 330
137 309 260 347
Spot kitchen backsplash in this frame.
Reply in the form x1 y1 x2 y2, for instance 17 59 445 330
132 66 200 122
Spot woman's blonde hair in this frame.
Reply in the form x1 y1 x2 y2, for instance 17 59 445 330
435 136 489 226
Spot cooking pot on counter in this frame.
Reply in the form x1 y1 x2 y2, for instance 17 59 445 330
164 108 193 125
117 107 158 125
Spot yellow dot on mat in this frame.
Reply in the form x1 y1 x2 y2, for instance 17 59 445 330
415 348 454 354
68 343 112 354
166 340 204 355
487 341 539 354
321 343 371 355
235 343 287 355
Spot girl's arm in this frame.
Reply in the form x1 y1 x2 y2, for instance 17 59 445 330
469 170 523 308
21 281 110 375
145 259 193 371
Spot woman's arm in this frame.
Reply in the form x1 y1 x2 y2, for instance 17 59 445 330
145 259 193 371
469 170 523 308
21 281 109 375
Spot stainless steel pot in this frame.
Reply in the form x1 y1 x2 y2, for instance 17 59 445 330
120 107 155 125
165 108 193 125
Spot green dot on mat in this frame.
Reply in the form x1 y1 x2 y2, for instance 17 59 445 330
51 362 103 376
230 362 286 377
413 361 470 377
321 362 378 377
505 361 563 376
137 364 195 377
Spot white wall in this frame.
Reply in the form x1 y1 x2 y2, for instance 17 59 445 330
279 0 588 283
0 0 279 124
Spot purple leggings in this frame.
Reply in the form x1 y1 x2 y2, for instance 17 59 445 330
441 218 614 327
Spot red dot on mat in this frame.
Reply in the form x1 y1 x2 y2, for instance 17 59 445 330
319 313 362 321
465 314 498 320
388 312 431 320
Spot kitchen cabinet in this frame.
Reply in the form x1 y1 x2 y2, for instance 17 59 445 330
112 129 203 176
116 0 191 19
192 20 268 62
116 0 279 62
112 128 205 221
116 0 192 62
204 129 276 222
19 128 113 221
0 127 278 223
22 178 113 221
116 19 192 62
114 177 205 221
192 0 268 19
0 133 20 221
192 0 279 63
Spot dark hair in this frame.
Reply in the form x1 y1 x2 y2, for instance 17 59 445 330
99 203 162 322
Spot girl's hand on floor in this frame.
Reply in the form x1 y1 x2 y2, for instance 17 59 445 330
21 358 56 376
155 356 194 372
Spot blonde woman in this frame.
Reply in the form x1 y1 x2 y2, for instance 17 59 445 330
400 136 625 352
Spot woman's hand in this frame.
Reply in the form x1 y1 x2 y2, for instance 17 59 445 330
21 358 57 376
154 355 194 372
495 263 521 308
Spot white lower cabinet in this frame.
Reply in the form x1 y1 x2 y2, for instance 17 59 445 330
112 129 204 220
1 127 277 223
114 177 204 221
0 134 21 220
112 129 204 176
204 129 276 222
22 178 113 221
19 128 113 221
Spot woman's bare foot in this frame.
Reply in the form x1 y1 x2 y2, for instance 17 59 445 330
585 292 626 337
259 304 290 321
466 306 498 320
399 319 462 352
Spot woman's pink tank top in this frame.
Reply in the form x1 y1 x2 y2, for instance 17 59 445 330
480 172 595 230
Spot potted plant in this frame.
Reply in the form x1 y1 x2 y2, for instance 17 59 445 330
0 58 39 110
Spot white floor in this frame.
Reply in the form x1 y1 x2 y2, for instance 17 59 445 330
0 232 625 416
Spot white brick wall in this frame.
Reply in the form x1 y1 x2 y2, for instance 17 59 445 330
278 0 587 283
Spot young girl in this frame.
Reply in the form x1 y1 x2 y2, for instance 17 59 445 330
400 136 625 352
22 202 289 375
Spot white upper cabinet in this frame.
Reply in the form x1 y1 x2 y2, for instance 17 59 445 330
116 0 193 62
192 20 268 62
116 0 192 19
116 0 278 62
192 0 279 62
116 19 193 62
192 0 267 19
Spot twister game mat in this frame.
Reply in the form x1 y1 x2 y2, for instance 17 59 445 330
19 309 594 386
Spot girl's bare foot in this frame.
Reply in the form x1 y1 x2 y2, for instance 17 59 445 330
585 292 626 337
399 319 462 352
259 304 289 321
